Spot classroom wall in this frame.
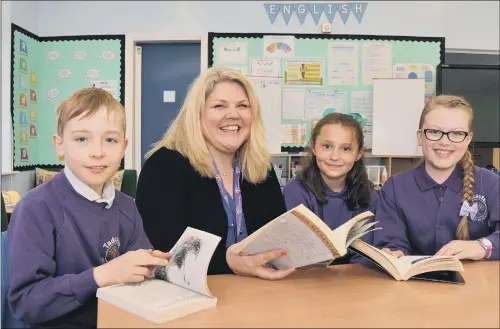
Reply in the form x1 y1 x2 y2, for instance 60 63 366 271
2 1 499 173
34 1 499 51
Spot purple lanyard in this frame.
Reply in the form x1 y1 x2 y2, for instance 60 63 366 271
212 154 243 236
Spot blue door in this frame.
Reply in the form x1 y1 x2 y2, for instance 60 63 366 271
138 42 201 166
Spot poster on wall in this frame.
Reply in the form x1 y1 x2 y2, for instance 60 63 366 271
327 42 359 86
263 35 295 58
11 24 124 170
250 58 280 77
217 42 248 64
284 58 324 86
304 91 347 120
362 42 393 85
393 63 436 101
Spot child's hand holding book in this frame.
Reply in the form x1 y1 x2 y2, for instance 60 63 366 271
93 249 170 287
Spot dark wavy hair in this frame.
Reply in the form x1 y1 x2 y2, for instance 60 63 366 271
297 113 373 210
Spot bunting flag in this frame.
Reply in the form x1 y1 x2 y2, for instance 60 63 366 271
281 4 294 25
335 3 351 25
264 2 367 25
308 4 324 25
350 2 368 24
322 3 338 23
293 4 309 24
264 3 282 23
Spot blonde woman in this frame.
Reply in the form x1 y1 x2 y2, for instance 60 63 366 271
373 95 499 260
136 67 295 280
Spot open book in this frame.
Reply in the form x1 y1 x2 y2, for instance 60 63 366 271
96 227 222 324
230 204 378 270
349 239 465 284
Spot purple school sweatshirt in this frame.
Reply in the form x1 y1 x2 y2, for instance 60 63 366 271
374 163 500 260
7 171 152 328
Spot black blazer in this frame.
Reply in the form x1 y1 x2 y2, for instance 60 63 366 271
135 147 287 275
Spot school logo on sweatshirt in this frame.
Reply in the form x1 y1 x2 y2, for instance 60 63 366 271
103 237 121 263
471 194 488 222
460 194 488 222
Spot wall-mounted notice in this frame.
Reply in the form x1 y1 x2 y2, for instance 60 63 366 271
218 42 248 64
264 35 295 58
350 91 373 149
284 58 324 86
281 124 307 145
92 80 118 97
282 90 306 120
304 91 346 120
220 65 248 75
327 42 359 86
248 77 282 153
250 58 280 77
393 63 436 97
362 42 393 85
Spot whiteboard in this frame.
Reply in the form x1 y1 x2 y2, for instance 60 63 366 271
372 79 425 156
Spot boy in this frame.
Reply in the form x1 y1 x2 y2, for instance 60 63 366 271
7 88 169 328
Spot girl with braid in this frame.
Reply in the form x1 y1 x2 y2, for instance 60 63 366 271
374 95 499 260
283 113 379 264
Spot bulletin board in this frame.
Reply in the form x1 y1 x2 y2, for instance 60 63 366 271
208 32 444 153
11 24 125 171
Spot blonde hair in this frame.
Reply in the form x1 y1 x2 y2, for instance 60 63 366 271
147 67 271 184
56 88 125 137
419 95 474 240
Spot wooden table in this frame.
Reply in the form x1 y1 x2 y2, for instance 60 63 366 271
98 261 500 328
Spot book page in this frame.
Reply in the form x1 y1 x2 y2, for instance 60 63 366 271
236 210 336 270
328 211 374 255
345 221 381 246
153 227 221 297
396 255 464 279
99 280 211 311
350 239 401 280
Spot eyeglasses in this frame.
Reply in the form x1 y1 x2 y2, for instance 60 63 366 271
422 129 469 143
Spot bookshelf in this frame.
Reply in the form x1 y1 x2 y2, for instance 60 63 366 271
271 153 421 189
272 148 500 189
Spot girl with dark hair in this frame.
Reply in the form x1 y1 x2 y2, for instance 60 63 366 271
283 113 378 264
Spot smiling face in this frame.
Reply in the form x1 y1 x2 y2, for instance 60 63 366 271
202 81 252 155
53 106 128 194
417 106 472 172
312 123 363 188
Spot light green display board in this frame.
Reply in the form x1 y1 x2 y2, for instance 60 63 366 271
12 24 123 170
210 33 443 151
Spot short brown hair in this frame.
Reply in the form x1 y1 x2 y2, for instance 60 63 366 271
56 88 125 137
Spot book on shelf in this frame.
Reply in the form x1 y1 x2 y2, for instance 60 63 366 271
96 227 222 324
230 204 378 270
349 239 465 284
